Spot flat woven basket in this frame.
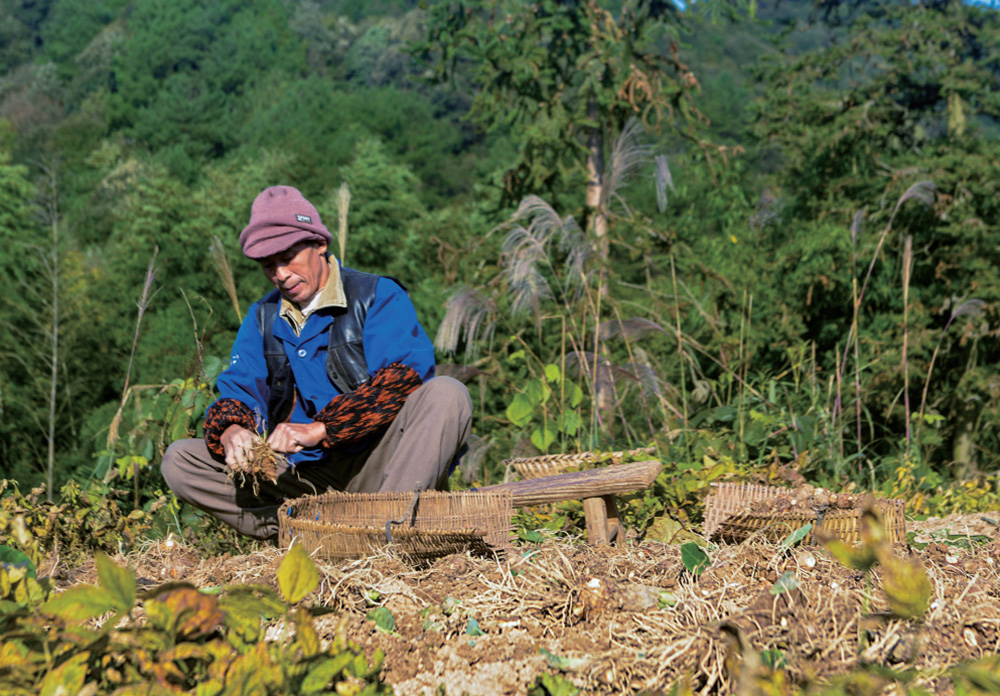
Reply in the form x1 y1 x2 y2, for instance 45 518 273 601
704 482 906 545
278 489 513 562
505 447 657 480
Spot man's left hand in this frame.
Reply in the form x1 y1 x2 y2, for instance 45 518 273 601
267 422 326 454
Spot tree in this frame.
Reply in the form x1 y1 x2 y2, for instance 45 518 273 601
750 0 1000 474
423 1 749 451
107 0 305 179
419 0 740 219
0 148 88 492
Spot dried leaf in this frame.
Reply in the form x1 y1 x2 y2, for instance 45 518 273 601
881 555 931 620
152 587 225 639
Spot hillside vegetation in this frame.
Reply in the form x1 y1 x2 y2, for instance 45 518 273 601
0 0 998 543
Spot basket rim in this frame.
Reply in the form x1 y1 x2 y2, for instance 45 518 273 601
282 519 487 538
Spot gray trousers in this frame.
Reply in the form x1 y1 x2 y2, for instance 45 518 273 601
161 376 472 540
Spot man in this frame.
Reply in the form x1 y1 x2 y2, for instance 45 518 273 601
162 185 472 541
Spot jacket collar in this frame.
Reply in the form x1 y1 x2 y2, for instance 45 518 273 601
279 256 346 336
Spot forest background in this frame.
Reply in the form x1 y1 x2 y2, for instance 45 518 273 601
1 0 999 543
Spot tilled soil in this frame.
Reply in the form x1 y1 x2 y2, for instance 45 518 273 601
60 513 1000 695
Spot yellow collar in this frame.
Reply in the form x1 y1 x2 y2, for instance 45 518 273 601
279 257 346 336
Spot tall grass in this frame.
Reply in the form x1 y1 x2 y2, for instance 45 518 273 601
337 182 350 264
210 235 241 324
107 249 159 508
435 119 675 455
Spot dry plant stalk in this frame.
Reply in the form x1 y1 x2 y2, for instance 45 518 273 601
228 435 286 495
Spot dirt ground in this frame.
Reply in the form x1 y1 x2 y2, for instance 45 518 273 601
59 512 1000 695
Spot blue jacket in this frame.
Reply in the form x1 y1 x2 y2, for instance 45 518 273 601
212 274 436 465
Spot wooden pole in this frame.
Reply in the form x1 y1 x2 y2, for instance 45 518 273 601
604 494 624 546
584 497 609 544
478 460 661 507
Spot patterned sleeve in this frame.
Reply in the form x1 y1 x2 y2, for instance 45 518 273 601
203 398 258 458
314 362 422 448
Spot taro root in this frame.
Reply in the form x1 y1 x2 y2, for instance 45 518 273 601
228 435 286 495
747 485 866 517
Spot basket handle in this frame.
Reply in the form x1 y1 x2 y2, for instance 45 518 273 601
384 491 421 544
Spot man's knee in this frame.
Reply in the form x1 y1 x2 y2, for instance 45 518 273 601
421 376 472 420
161 439 208 500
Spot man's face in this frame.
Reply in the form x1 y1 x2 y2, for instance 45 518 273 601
260 241 330 305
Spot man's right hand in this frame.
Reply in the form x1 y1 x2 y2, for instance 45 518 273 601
221 424 256 471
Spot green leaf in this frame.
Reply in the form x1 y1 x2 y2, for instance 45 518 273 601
114 684 178 696
566 381 583 408
544 364 561 383
539 647 587 671
96 552 136 613
0 546 36 580
525 378 550 406
465 617 484 636
506 393 535 427
779 524 812 552
530 424 556 452
657 591 677 609
680 543 710 576
221 651 267 695
761 649 788 669
219 588 284 642
302 652 353 694
559 410 580 436
519 529 544 544
882 555 932 620
366 606 396 633
712 405 737 423
294 607 320 657
277 542 319 604
40 652 89 696
770 571 799 595
42 585 117 621
529 672 580 696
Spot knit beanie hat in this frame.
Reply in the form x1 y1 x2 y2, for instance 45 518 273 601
239 186 333 259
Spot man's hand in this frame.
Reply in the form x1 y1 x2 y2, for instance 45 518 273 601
268 422 326 454
221 424 256 471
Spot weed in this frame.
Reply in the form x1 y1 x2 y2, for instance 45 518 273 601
0 542 391 694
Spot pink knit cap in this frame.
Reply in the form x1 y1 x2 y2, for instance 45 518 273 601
239 186 333 259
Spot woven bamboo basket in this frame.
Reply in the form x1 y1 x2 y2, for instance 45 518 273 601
278 489 513 562
505 447 657 479
704 482 906 545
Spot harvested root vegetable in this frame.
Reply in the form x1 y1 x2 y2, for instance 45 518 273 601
228 435 286 495
743 485 860 516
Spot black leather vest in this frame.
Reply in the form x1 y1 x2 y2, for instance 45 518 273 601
257 267 403 426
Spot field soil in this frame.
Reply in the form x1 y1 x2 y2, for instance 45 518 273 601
58 512 1000 695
